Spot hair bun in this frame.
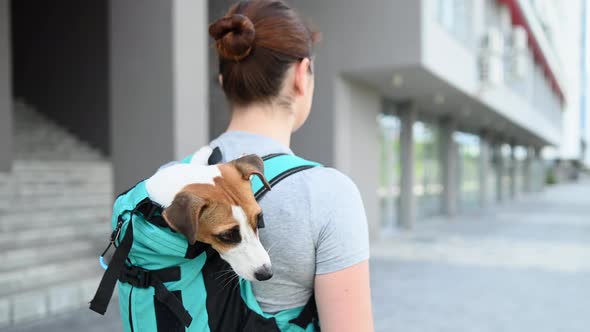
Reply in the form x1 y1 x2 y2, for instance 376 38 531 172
209 14 255 61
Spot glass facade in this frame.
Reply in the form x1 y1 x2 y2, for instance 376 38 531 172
455 132 481 211
375 111 539 229
436 0 474 47
377 114 401 231
414 121 442 219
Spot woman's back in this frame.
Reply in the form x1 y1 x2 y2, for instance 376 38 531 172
211 131 370 313
208 1 375 329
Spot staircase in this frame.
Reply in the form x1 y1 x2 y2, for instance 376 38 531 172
0 102 113 327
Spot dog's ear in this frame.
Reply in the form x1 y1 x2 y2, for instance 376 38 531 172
162 191 207 245
232 154 271 190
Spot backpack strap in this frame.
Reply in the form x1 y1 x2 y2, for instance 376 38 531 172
252 153 321 200
89 209 136 315
118 265 193 327
89 200 196 327
289 295 320 329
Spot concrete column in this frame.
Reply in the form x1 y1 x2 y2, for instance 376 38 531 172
493 141 504 203
533 147 544 192
479 132 491 207
509 143 517 199
110 0 208 193
333 78 381 240
398 102 416 229
0 0 12 172
523 146 534 193
440 117 458 216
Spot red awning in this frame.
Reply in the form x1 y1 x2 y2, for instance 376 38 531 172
497 0 565 104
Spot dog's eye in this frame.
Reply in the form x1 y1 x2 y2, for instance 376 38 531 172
257 212 265 229
216 227 241 244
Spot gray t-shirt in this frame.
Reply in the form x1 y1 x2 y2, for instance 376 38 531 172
208 131 370 313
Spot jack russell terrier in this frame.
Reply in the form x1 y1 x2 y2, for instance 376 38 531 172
145 146 274 281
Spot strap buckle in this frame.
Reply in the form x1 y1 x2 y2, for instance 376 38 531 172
120 266 151 288
110 215 125 243
144 203 160 220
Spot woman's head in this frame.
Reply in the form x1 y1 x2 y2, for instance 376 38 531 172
209 0 319 132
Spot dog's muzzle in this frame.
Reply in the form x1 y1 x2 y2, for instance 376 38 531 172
254 264 273 281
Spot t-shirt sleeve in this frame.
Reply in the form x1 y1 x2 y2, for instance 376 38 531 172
311 168 370 275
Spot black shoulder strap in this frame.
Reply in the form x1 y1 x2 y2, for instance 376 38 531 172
89 212 135 315
289 295 320 329
89 203 196 327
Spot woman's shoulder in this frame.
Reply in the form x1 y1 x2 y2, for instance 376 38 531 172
298 166 361 198
274 165 365 220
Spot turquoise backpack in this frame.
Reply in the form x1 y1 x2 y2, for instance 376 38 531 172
90 148 322 332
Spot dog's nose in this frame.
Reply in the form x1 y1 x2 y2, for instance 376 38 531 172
254 264 273 281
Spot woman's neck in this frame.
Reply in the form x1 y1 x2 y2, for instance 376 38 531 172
226 104 295 147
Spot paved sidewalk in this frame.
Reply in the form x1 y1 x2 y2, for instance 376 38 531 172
3 179 590 332
371 179 590 332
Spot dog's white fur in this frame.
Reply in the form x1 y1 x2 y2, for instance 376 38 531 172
190 146 214 166
220 206 271 281
146 146 219 208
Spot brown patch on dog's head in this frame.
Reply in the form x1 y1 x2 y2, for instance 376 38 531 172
161 155 269 252
162 192 207 245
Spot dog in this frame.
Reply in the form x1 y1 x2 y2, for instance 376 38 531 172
145 147 274 282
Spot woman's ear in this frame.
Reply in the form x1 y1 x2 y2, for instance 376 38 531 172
294 58 312 96
162 191 207 245
218 74 224 87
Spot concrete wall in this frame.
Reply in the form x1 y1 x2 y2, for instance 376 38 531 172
208 0 233 140
334 77 381 239
292 0 422 166
208 0 422 165
11 0 110 154
296 0 421 164
206 0 421 232
173 0 209 159
110 0 208 193
0 0 12 171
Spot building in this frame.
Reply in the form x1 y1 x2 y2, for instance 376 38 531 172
0 0 586 326
545 0 589 180
284 0 578 237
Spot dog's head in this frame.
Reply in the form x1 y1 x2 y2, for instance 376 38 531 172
161 155 273 281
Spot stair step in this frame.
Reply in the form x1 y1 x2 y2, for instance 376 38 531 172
0 183 112 198
0 171 111 186
0 202 111 214
0 241 98 272
0 258 102 297
0 207 111 232
13 153 103 161
0 271 103 326
0 222 110 250
0 182 113 197
0 102 117 328
11 160 111 171
0 193 112 211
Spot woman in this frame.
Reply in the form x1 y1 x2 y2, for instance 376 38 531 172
208 1 374 331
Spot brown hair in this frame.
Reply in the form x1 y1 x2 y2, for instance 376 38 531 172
209 0 319 106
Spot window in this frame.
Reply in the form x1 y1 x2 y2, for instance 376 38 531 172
414 121 442 218
378 113 401 231
455 132 481 211
437 0 474 46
